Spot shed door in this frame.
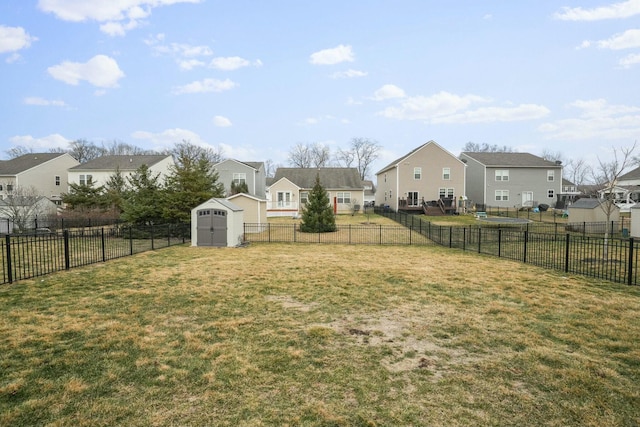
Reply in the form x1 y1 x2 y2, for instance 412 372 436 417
197 209 228 246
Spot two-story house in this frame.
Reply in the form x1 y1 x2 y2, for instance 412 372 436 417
375 141 466 212
267 168 364 217
212 159 266 198
68 155 175 187
459 152 563 210
0 153 79 204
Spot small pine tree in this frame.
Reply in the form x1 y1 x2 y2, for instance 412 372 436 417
300 174 336 233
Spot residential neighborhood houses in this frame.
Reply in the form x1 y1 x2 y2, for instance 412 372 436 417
2 138 633 233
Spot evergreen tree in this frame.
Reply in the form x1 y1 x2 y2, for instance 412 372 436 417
104 167 128 216
61 181 108 211
230 180 249 195
300 174 336 232
121 164 164 225
162 143 224 223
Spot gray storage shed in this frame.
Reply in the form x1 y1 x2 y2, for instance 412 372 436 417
191 198 244 247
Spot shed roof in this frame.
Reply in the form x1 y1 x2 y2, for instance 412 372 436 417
272 167 363 189
568 198 604 209
70 155 171 171
0 153 71 175
461 152 560 168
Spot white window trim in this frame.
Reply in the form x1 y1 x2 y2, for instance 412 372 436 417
414 167 422 180
442 167 451 180
495 190 509 201
495 170 509 181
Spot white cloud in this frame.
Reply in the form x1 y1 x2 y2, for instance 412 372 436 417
596 29 640 50
309 44 354 65
9 133 71 151
171 78 236 94
620 52 640 67
218 142 258 160
178 59 206 71
538 99 640 140
330 69 367 79
23 97 68 107
434 104 550 124
376 90 549 124
0 25 37 54
213 115 232 127
209 56 250 71
47 54 125 88
153 42 213 57
38 0 202 36
554 0 640 21
371 84 407 101
131 128 211 150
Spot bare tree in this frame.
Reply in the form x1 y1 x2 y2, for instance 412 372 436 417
101 140 152 156
264 159 280 178
463 142 514 152
593 141 637 256
0 185 53 232
350 137 381 180
310 143 332 168
335 147 355 168
540 149 564 163
288 143 313 168
68 139 103 163
564 158 592 187
5 146 33 159
170 140 224 166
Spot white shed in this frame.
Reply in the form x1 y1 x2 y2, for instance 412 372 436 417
191 198 244 247
630 205 640 237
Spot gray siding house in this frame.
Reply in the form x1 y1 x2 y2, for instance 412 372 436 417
459 152 563 209
212 159 266 199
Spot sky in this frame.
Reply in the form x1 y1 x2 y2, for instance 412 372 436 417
1 0 639 178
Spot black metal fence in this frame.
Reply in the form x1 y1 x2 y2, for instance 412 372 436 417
379 210 639 286
0 223 190 285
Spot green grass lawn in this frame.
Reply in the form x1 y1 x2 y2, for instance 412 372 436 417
1 243 639 426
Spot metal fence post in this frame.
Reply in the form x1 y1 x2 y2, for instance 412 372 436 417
449 226 453 248
101 228 106 262
523 230 528 263
64 230 70 270
498 229 502 257
478 228 482 253
628 238 635 286
151 224 155 250
129 226 133 256
5 234 12 284
565 233 570 273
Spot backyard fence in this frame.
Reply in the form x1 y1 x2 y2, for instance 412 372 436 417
244 219 639 285
0 223 190 285
378 210 640 286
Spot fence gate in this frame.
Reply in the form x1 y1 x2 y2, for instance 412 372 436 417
197 209 228 246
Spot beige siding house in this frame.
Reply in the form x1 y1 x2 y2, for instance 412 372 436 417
0 153 79 204
68 155 175 187
375 141 466 212
267 168 364 217
227 193 267 232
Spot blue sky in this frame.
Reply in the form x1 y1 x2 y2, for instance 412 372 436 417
1 0 639 177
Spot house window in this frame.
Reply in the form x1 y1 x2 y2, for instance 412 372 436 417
495 170 509 181
55 176 61 186
414 167 422 180
495 190 509 201
442 168 451 180
277 192 292 208
79 174 93 185
0 185 3 191
407 191 419 206
233 173 247 185
548 189 555 198
337 192 351 204
384 173 387 183
300 191 309 204
439 188 454 198
547 170 555 182
6 184 13 192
